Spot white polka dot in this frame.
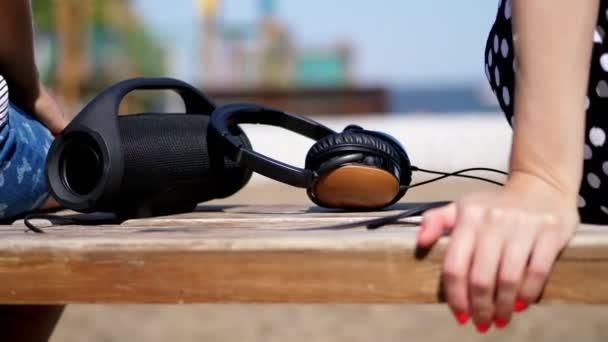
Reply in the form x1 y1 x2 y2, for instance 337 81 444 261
588 173 601 189
601 54 608 72
595 27 604 44
597 80 608 97
585 144 593 160
494 67 501 87
603 161 608 176
590 127 606 147
504 0 512 20
602 206 608 215
585 96 590 110
578 195 586 208
488 50 493 67
502 87 511 106
501 39 509 58
494 35 499 53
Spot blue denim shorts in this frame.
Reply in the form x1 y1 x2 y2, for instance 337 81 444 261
0 104 54 220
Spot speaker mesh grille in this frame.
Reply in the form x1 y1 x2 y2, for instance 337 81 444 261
118 113 250 205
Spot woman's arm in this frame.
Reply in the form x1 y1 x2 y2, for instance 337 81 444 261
509 0 596 201
0 0 65 135
0 0 42 108
418 0 598 332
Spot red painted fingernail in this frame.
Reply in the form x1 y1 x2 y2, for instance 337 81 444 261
475 322 491 333
494 318 510 329
514 299 528 312
454 311 469 325
417 224 426 239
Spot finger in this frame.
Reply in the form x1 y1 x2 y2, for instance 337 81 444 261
39 107 67 136
494 222 538 327
469 221 505 329
47 119 67 137
418 203 457 247
519 230 563 304
441 206 478 324
35 90 67 136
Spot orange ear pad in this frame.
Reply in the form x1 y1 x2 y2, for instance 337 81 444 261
313 164 400 210
305 131 406 210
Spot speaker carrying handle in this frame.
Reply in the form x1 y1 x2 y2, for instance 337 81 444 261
83 77 216 117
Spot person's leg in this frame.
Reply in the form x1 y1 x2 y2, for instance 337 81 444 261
485 0 608 224
0 79 65 339
0 305 65 342
0 103 55 221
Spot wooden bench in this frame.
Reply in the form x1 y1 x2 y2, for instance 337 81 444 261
1 203 607 305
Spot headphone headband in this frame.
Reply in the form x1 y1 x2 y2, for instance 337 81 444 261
209 103 337 188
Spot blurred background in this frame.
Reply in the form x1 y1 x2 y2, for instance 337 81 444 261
33 0 500 116
29 1 607 341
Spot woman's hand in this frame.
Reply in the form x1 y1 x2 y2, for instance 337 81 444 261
30 82 67 137
417 172 579 332
12 80 67 137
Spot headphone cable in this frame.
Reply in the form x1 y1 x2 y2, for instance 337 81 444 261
23 213 123 234
407 166 507 189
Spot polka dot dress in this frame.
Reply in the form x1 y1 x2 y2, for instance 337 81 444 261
486 0 608 224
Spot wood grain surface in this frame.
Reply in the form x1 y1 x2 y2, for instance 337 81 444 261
0 204 607 305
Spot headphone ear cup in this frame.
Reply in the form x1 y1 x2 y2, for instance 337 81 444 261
305 131 406 210
306 131 403 168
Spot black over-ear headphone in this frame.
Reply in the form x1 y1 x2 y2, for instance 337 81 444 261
209 103 413 210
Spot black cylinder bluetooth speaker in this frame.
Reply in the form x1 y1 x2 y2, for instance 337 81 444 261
46 77 253 217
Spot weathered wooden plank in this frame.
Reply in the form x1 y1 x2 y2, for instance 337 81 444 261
0 205 607 304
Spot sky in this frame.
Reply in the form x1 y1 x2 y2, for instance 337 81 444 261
131 0 500 87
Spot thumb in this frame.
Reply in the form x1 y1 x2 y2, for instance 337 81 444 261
35 90 67 136
417 203 457 247
45 116 67 137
